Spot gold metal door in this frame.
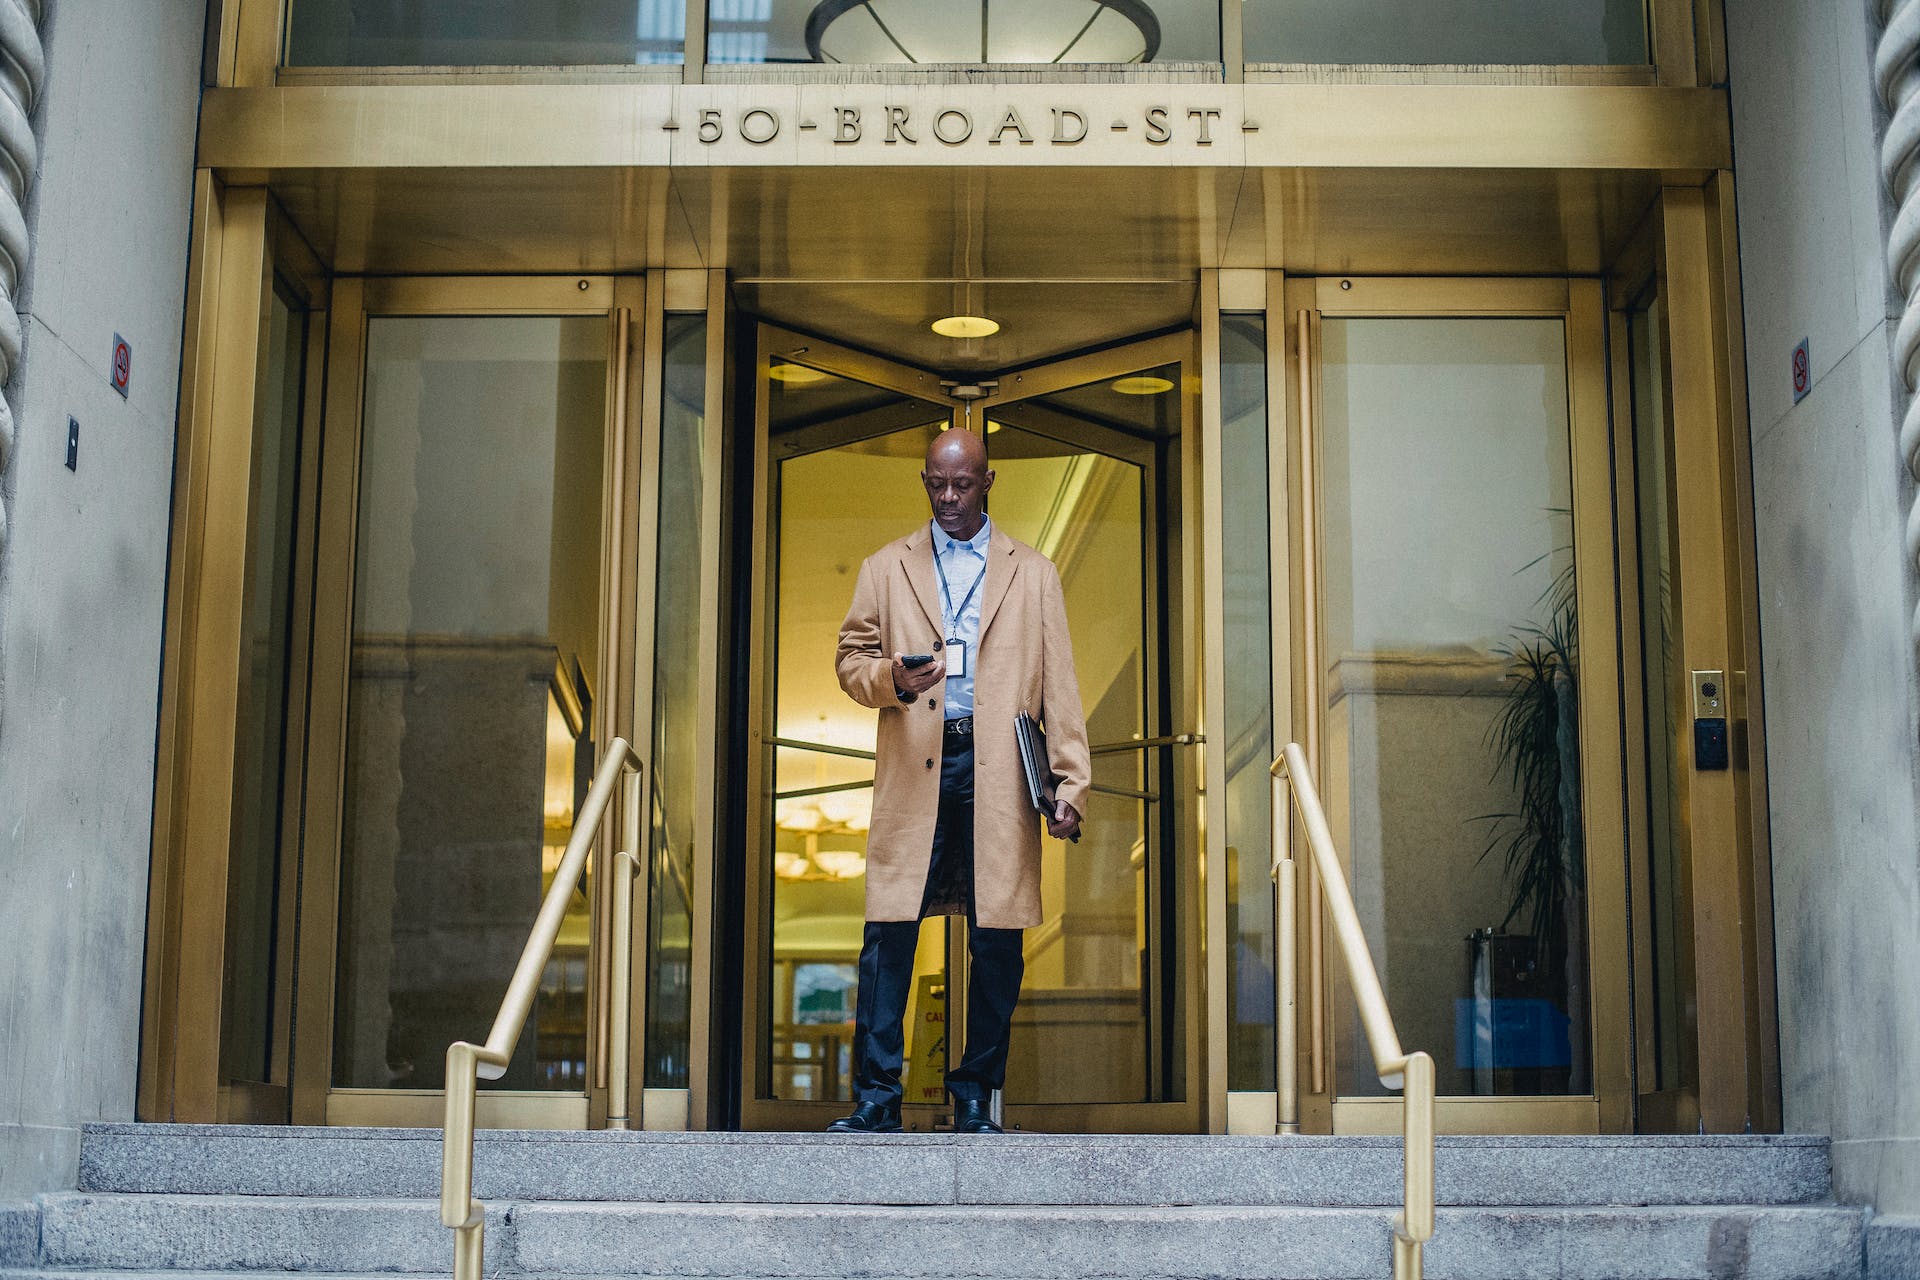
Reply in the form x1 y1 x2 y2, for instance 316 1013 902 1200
1285 277 1634 1135
741 325 1203 1133
293 276 639 1129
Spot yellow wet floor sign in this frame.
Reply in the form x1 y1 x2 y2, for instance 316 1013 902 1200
903 974 946 1105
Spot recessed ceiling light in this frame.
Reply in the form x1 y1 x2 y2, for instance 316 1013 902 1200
932 315 1000 339
768 362 829 384
1112 375 1175 396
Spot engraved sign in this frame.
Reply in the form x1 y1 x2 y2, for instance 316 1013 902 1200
669 99 1254 151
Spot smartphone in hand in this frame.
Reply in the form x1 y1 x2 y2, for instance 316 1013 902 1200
900 653 935 669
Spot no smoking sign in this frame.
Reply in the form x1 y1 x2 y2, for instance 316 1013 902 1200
111 333 131 399
1791 337 1810 404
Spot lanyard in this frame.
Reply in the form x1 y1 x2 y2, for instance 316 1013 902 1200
933 533 987 636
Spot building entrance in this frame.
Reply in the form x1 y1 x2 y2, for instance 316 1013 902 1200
137 255 1773 1141
740 325 1203 1132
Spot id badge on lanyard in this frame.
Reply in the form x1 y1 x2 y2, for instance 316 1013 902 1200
935 538 985 683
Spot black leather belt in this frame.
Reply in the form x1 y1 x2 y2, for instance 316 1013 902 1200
943 716 974 737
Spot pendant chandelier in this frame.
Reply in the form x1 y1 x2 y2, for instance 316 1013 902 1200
805 0 1161 65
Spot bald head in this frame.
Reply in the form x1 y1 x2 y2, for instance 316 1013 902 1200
926 426 988 473
922 427 995 540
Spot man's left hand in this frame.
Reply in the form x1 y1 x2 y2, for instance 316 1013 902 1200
1047 799 1082 842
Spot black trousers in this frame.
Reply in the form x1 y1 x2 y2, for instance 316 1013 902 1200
850 734 1025 1108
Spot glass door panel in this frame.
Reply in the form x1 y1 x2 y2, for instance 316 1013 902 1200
744 328 1199 1130
1216 314 1278 1093
1315 315 1591 1101
984 417 1153 1104
755 351 953 1112
644 313 712 1092
984 353 1191 1123
332 313 608 1094
1624 290 1693 1107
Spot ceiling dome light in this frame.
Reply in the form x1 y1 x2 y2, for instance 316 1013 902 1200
932 315 1000 339
769 362 830 384
806 0 1160 64
811 849 869 880
1112 375 1175 395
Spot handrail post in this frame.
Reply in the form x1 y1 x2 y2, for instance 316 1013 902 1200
441 1041 483 1280
608 770 644 1130
1271 769 1299 1135
1398 1050 1436 1280
607 849 637 1130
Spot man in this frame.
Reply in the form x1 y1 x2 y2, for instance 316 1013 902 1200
829 427 1090 1135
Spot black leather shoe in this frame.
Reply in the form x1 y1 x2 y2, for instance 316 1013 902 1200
827 1101 901 1133
953 1098 1003 1134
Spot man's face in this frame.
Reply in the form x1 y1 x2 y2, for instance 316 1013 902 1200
922 441 994 536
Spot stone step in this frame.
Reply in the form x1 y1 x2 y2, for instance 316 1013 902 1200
77 1125 1832 1208
28 1193 1868 1280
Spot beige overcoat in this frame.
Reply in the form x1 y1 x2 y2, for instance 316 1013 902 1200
836 523 1091 930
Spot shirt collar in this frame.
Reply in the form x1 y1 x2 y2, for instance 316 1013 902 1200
933 515 992 555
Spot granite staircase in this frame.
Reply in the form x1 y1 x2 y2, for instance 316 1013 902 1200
0 1125 1870 1280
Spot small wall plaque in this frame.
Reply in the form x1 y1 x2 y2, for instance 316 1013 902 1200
111 333 131 399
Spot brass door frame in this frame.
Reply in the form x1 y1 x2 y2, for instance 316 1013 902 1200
1605 188 1779 1135
141 182 331 1124
739 323 1205 1133
1287 276 1634 1136
1203 272 1310 1135
292 274 637 1128
622 268 729 1130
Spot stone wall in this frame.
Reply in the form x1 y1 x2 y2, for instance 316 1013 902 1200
0 0 203 1196
1726 0 1920 1221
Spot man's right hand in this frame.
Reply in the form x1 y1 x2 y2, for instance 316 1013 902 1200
892 653 946 698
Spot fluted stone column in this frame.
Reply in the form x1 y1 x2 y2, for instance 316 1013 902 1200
0 0 43 725
1878 0 1920 645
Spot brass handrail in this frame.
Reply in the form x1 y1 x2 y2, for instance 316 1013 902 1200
441 738 644 1280
1270 741 1435 1280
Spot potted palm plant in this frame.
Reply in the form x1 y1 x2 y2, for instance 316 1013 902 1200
1472 543 1588 1093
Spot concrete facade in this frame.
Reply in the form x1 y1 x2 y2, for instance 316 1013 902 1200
1726 0 1920 1225
0 0 203 1196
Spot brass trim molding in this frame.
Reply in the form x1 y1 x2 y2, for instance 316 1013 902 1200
195 83 1732 173
327 1088 589 1130
1332 1095 1600 1135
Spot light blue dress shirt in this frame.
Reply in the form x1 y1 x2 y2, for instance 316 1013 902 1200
932 516 991 720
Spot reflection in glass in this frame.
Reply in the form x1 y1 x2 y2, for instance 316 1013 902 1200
1217 316 1275 1091
221 282 309 1088
333 315 607 1092
288 0 686 67
710 0 1219 65
987 414 1154 1104
645 315 707 1090
1628 296 1686 1094
767 365 949 1102
1318 317 1589 1099
1243 0 1645 66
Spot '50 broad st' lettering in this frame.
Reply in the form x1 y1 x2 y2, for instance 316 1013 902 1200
669 105 1237 147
